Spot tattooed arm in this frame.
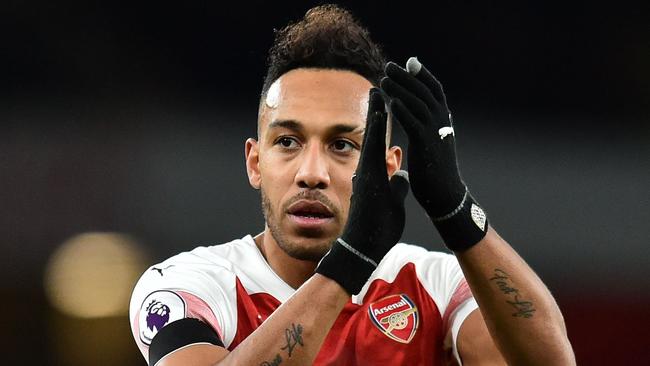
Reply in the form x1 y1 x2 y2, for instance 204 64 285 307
454 227 575 365
159 274 348 366
380 58 575 365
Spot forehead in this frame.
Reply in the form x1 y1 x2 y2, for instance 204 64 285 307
260 68 372 134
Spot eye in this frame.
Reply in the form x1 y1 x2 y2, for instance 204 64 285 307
275 136 300 149
330 139 356 153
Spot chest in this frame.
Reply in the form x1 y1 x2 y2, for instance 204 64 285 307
231 276 447 365
315 282 446 365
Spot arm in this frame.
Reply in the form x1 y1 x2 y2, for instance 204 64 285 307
153 89 410 366
381 58 575 365
159 274 348 366
455 228 573 365
455 308 506 366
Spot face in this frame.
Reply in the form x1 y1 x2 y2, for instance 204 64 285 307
246 68 401 261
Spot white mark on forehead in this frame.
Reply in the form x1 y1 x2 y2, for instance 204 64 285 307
360 90 371 118
265 79 282 109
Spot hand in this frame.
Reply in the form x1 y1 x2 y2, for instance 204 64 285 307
316 88 409 295
381 57 488 251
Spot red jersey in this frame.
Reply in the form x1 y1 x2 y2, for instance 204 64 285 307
130 235 477 365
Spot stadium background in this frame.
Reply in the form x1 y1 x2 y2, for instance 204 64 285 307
1 1 648 364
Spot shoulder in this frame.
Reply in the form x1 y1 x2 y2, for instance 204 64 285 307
128 235 261 350
130 235 257 303
374 242 460 280
355 242 468 313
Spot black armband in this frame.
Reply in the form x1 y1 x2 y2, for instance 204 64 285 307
149 318 223 366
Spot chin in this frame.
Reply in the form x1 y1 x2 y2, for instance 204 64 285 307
279 233 335 262
267 212 341 262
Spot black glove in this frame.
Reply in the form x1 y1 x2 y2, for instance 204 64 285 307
316 88 410 295
381 57 488 251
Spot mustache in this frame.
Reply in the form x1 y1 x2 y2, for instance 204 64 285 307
283 190 340 216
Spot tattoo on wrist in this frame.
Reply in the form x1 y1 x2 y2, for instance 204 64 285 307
259 323 304 365
489 269 536 318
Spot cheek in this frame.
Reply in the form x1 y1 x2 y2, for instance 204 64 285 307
333 167 356 214
259 155 295 204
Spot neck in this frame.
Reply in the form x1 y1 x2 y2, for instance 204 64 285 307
254 230 318 290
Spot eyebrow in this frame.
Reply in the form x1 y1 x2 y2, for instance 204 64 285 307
268 119 303 132
268 119 364 135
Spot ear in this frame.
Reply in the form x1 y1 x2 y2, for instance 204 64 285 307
245 138 261 190
386 145 402 177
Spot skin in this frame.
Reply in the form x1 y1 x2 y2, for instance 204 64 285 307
455 229 575 365
158 68 574 365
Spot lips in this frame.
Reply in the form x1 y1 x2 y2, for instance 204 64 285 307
286 200 335 229
287 200 334 219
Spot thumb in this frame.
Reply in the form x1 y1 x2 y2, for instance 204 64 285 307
389 170 410 205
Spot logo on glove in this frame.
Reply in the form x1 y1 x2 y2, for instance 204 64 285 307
438 126 455 140
368 294 419 343
471 204 487 231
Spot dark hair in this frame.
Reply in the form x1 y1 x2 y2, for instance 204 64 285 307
261 4 386 96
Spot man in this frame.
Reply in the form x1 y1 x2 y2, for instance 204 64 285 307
129 5 575 365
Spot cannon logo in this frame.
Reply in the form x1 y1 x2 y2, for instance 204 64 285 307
368 294 419 343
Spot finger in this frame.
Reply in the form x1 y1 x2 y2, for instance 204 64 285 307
361 88 385 149
405 57 447 107
367 86 386 118
385 62 438 111
389 170 410 205
381 76 433 123
357 89 388 177
389 98 421 139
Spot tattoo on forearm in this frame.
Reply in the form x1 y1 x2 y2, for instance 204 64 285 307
489 269 536 318
280 323 304 357
260 354 282 366
259 323 304 365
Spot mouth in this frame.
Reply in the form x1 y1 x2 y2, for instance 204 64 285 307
286 200 335 228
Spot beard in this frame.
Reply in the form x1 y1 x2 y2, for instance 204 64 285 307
260 188 340 262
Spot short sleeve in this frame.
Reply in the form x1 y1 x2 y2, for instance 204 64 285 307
413 251 478 365
446 298 478 365
129 252 238 362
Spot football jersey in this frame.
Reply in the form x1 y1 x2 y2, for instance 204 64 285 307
129 235 477 365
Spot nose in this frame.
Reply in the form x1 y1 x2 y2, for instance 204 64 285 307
295 142 330 189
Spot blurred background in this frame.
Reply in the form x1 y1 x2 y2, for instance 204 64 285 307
1 0 648 364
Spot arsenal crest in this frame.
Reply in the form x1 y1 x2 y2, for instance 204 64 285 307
368 294 419 343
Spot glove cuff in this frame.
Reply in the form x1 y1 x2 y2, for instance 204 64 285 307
315 238 377 295
431 189 489 251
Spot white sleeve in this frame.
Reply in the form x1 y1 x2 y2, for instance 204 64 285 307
128 252 238 362
410 250 478 364
412 251 470 317
446 298 479 365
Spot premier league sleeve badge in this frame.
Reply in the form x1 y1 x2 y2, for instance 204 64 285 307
138 290 186 345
